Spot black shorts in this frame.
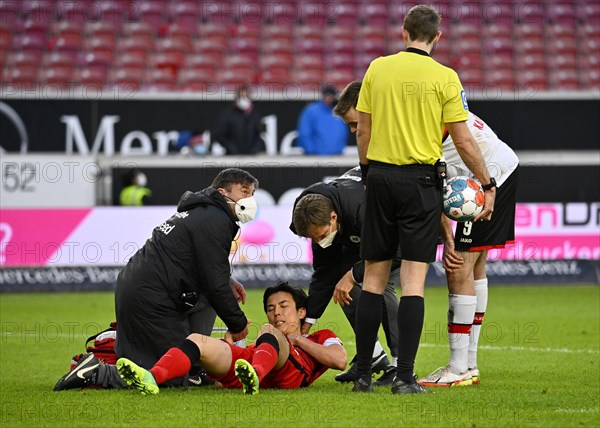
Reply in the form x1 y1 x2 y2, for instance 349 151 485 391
361 162 442 263
454 166 519 252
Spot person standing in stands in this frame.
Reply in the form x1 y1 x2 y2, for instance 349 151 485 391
214 85 265 155
119 168 152 206
297 85 349 155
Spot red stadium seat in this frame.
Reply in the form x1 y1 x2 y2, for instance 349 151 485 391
261 39 292 57
516 38 545 55
293 54 324 72
186 54 219 73
482 23 512 40
293 25 322 42
483 55 514 71
354 53 376 74
323 69 355 90
514 53 546 72
200 0 235 25
259 53 291 73
169 1 200 32
359 2 388 27
514 23 544 39
290 69 323 90
262 24 293 43
328 53 354 73
453 53 483 70
228 37 260 60
323 26 354 43
12 33 47 57
223 55 255 73
117 35 154 55
84 21 118 41
576 1 600 25
122 22 155 40
549 69 579 90
545 2 576 26
356 25 386 45
268 2 300 26
231 24 261 40
197 22 229 45
330 3 358 27
260 69 290 91
77 50 114 75
6 51 39 68
192 38 226 63
484 69 515 90
236 2 263 27
0 1 19 29
513 2 544 24
148 51 185 78
452 23 481 39
546 53 577 70
2 65 38 89
96 0 129 25
134 0 165 27
325 38 354 56
73 68 107 87
218 69 255 85
177 68 217 90
516 69 548 91
293 38 323 55
577 23 600 40
299 2 329 27
114 51 147 70
546 37 577 55
16 19 52 39
84 33 116 55
108 67 143 90
483 38 513 56
39 65 74 89
155 37 191 55
481 1 513 25
579 69 600 90
143 68 177 92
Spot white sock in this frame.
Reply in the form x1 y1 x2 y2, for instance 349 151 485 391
469 278 488 369
448 294 477 374
372 340 384 358
391 357 398 367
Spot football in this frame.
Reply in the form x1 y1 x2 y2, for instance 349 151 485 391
443 176 485 222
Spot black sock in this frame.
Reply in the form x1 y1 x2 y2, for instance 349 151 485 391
178 338 201 365
355 290 383 377
396 296 425 383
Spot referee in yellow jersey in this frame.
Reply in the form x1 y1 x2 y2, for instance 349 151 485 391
353 4 496 394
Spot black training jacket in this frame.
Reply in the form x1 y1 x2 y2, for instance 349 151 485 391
116 187 247 333
290 167 367 321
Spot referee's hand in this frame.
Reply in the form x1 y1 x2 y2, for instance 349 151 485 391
474 188 496 222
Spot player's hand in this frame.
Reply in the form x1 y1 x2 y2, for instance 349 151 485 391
226 319 251 343
474 188 495 222
301 321 313 335
443 241 464 273
229 277 247 304
333 271 355 306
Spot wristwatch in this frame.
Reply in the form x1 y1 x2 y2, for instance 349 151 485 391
482 177 497 191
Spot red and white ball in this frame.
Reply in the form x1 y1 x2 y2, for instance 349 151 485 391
443 176 485 222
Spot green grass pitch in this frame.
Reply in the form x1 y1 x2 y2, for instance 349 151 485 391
1 285 598 427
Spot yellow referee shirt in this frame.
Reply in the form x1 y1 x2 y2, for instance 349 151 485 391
357 49 469 166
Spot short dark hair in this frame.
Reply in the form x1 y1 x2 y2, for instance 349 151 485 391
293 193 334 237
403 4 441 44
211 168 259 191
334 80 362 117
263 282 307 313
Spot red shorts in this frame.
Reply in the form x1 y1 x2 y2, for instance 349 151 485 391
209 339 310 389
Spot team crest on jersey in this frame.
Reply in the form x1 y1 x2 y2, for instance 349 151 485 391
461 90 469 111
349 235 361 243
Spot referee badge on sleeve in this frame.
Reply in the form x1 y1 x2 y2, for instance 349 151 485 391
461 90 469 111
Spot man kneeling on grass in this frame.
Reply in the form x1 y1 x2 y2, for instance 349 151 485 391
117 282 347 395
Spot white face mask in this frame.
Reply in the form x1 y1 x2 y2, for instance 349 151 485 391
136 173 147 187
236 97 252 111
227 196 258 224
318 224 337 248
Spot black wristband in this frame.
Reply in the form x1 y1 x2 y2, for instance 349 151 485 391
359 163 369 183
482 177 497 191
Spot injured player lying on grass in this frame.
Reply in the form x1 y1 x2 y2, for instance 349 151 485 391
117 282 347 395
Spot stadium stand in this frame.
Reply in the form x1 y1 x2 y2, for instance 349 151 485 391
1 0 599 92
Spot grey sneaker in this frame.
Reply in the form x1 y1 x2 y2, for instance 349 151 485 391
352 375 373 393
391 378 430 394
